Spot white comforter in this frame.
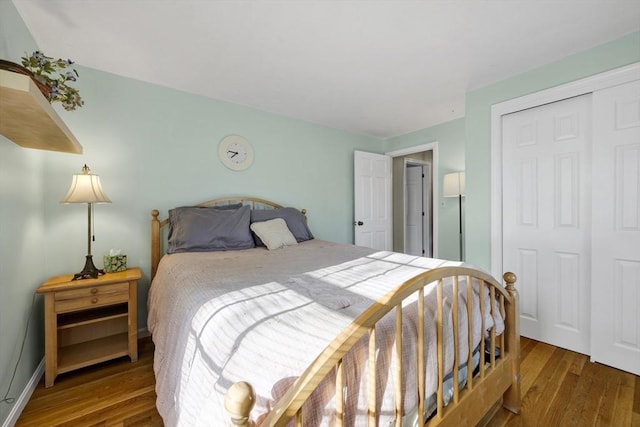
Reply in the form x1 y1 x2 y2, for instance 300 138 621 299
147 240 503 426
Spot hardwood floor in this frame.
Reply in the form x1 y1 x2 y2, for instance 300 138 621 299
17 337 640 426
486 338 640 427
17 338 161 427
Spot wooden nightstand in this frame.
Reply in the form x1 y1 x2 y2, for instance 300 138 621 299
37 267 141 387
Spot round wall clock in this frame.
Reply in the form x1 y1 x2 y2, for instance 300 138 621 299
218 135 254 171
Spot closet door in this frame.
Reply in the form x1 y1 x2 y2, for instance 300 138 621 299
502 94 592 355
591 80 640 376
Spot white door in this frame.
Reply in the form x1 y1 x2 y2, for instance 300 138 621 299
405 162 432 257
591 80 640 375
354 150 392 250
502 94 592 355
406 164 424 256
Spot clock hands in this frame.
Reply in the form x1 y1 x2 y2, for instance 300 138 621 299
227 150 239 158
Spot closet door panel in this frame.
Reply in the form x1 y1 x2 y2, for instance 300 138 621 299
502 94 592 354
591 80 640 375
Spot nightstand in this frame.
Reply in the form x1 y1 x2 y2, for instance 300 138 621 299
37 267 141 387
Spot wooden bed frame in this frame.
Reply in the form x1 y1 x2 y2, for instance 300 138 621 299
150 196 520 427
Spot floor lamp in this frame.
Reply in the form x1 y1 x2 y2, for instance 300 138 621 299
443 172 465 261
62 165 111 280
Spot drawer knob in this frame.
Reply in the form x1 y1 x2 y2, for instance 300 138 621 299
91 288 98 294
91 297 98 304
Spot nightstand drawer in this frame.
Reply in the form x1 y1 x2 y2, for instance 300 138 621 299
55 282 129 313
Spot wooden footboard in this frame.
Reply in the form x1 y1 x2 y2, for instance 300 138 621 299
226 268 520 427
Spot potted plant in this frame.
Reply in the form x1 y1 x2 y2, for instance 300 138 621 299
19 51 84 111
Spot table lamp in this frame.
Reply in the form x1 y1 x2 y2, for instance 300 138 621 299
62 164 111 280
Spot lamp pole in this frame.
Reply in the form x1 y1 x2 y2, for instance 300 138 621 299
443 171 465 262
458 193 463 261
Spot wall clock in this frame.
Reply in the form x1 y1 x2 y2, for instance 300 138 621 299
218 135 254 171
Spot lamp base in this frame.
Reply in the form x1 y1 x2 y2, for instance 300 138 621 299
72 255 105 281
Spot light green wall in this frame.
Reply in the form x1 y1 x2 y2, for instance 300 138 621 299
464 31 640 270
385 118 465 261
0 1 45 424
41 66 384 337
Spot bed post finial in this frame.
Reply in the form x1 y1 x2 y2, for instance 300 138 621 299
503 272 517 292
225 381 256 427
502 271 521 413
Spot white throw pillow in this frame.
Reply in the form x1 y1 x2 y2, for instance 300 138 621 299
250 218 298 250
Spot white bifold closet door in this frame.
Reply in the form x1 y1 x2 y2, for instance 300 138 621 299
502 94 592 356
502 80 640 375
591 81 640 376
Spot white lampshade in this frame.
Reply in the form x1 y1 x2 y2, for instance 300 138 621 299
62 164 111 204
443 172 465 197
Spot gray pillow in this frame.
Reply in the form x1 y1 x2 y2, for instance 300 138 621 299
167 204 254 253
250 207 314 246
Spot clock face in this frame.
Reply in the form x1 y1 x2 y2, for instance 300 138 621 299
218 135 254 171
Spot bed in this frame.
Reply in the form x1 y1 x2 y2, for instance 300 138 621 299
148 196 520 427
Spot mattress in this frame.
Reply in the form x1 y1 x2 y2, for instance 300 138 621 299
147 239 503 426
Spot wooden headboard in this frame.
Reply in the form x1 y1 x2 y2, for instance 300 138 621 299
150 196 306 280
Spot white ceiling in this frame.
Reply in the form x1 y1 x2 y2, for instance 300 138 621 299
11 0 640 138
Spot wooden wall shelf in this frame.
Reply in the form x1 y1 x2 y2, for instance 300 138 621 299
0 69 82 154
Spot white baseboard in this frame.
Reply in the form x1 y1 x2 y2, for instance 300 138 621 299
2 358 44 427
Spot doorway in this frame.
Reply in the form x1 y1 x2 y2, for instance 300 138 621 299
404 160 432 257
387 143 438 258
353 143 439 256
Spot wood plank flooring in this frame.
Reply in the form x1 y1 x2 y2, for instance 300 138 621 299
17 337 640 426
17 338 162 427
486 338 640 427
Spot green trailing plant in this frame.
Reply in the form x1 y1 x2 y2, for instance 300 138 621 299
21 50 84 111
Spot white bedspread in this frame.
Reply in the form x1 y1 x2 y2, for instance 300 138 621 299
147 240 503 426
